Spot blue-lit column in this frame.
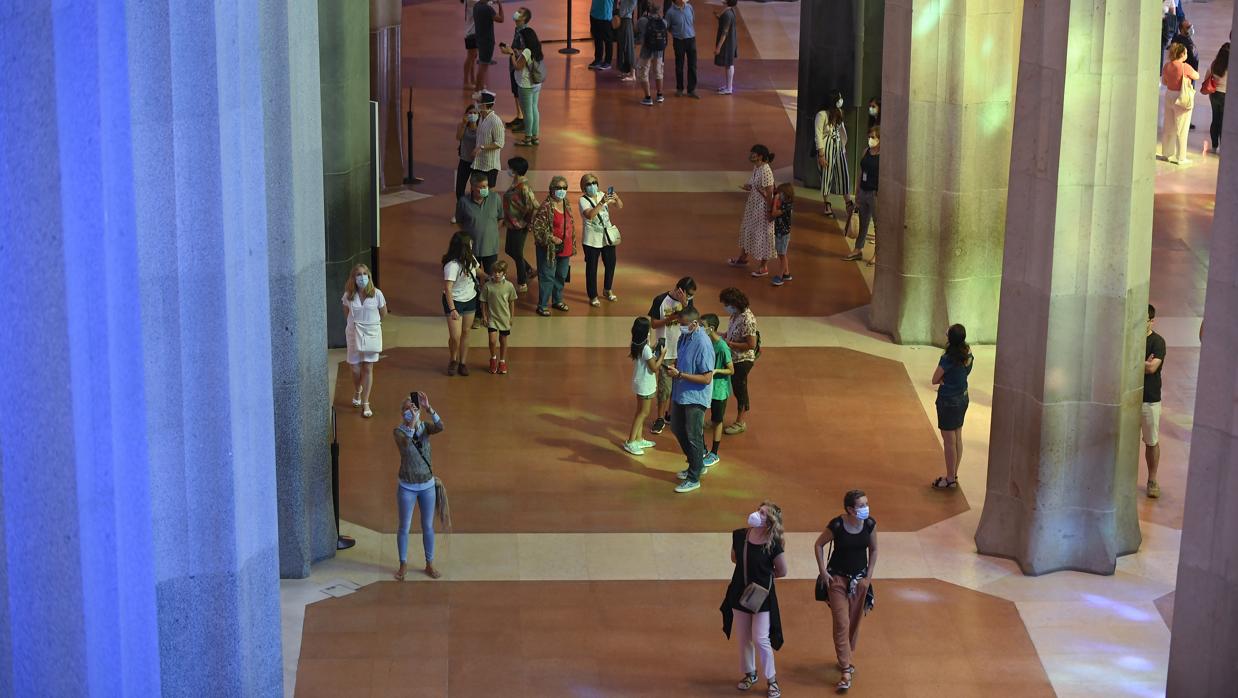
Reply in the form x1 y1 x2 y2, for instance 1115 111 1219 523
0 0 321 692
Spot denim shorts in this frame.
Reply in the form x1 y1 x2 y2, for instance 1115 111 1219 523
935 393 969 431
775 232 790 256
442 293 479 316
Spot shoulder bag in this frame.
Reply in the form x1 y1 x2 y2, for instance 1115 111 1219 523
738 531 774 613
587 194 622 246
354 320 382 354
1175 73 1195 110
1201 70 1217 96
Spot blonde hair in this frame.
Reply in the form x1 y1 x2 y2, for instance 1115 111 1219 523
579 172 599 189
345 263 376 301
548 175 569 194
760 500 785 553
1168 42 1187 61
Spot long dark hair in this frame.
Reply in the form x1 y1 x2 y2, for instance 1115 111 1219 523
750 144 776 164
441 231 478 270
1212 42 1230 77
944 324 970 364
629 316 651 359
521 26 544 62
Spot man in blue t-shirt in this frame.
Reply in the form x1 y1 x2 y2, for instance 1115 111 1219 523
588 0 616 70
664 0 697 97
667 306 715 493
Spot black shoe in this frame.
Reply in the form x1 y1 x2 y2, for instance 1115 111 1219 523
600 62 612 69
656 93 665 103
687 91 700 99
505 118 523 129
651 417 666 434
587 62 601 70
675 89 684 96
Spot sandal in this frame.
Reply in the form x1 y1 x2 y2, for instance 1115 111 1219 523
536 307 551 317
736 672 757 691
552 302 570 312
604 291 619 302
836 667 853 691
767 679 781 698
931 476 958 489
723 422 747 435
728 256 749 267
824 203 834 216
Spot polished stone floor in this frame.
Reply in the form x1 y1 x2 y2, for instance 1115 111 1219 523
282 0 1230 695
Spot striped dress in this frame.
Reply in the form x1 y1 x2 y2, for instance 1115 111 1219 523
814 111 851 198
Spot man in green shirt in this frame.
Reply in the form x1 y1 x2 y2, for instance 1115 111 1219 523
702 314 733 467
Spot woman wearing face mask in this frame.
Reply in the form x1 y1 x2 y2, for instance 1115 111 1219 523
720 287 758 436
442 231 482 376
721 501 787 698
393 392 447 581
342 263 388 418
814 92 852 218
502 12 543 147
814 489 878 691
452 105 481 224
866 96 880 128
728 145 776 277
579 173 624 307
844 126 880 264
531 175 576 316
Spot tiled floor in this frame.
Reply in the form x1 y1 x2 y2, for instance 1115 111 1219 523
284 0 1232 695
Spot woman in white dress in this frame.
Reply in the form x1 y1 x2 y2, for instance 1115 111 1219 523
342 263 388 418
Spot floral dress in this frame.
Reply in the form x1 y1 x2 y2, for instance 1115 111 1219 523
739 163 775 260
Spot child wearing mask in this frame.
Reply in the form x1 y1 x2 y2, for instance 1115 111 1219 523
770 183 795 286
625 316 664 455
701 314 733 467
480 260 518 374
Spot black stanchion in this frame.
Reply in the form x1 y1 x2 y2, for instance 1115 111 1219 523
403 87 423 185
559 0 581 54
331 407 356 550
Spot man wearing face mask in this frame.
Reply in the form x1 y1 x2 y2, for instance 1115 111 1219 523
471 91 505 188
456 172 504 276
667 306 715 493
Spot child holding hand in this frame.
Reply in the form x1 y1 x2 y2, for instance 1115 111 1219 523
771 183 795 286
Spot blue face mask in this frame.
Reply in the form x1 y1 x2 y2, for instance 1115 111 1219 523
403 410 415 422
554 188 568 200
855 505 870 520
356 274 369 288
585 184 599 196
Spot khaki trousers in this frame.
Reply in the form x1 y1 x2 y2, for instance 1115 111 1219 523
827 575 868 668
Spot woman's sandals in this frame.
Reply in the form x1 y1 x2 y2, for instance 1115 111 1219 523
836 665 855 691
931 476 959 489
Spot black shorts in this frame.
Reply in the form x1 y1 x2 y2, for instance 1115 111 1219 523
465 35 478 51
477 41 496 64
935 393 969 431
710 398 727 424
488 327 511 337
442 293 479 316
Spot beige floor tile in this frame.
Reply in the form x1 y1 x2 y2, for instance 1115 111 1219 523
516 533 590 580
431 533 519 581
651 532 735 580
583 533 659 580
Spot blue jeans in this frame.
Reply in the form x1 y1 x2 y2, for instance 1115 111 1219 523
538 252 570 309
518 85 541 138
397 483 436 563
671 402 707 482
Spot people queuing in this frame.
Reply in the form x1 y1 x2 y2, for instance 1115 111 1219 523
615 0 638 81
589 0 616 70
471 91 505 187
502 156 537 292
531 175 576 316
471 0 504 98
502 9 543 148
393 392 448 580
342 264 387 419
451 104 480 224
579 173 623 306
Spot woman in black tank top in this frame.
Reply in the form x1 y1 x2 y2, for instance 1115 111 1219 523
813 489 879 691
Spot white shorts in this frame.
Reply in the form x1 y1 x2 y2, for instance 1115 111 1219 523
1140 402 1161 446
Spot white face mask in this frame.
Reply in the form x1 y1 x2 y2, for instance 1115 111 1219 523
868 137 879 148
747 510 766 528
467 113 478 123
868 105 878 116
679 323 694 334
855 505 870 520
356 274 368 288
836 98 844 108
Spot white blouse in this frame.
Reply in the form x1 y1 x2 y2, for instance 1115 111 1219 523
342 289 387 326
579 193 613 248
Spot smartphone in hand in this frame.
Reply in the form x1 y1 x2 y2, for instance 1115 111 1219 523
607 186 615 196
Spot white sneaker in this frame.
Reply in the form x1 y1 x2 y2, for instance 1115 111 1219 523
623 441 645 456
638 439 655 448
450 216 457 224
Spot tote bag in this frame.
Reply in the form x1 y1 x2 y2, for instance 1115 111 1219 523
354 321 383 354
1174 74 1195 110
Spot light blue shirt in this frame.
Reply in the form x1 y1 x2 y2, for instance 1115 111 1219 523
591 0 615 20
671 328 714 407
665 2 695 39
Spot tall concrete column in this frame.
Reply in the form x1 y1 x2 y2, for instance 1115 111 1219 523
870 0 1022 345
1167 4 1238 690
263 0 337 578
320 0 374 346
974 0 1159 575
371 0 405 191
0 0 316 692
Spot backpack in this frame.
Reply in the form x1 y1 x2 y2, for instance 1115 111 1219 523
528 57 545 84
646 16 668 51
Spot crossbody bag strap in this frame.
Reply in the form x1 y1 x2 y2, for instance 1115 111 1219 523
741 529 749 587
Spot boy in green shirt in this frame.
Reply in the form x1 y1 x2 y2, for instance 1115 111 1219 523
701 314 733 467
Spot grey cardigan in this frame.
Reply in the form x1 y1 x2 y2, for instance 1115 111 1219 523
394 416 444 487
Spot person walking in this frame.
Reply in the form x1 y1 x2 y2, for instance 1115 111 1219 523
471 91 505 187
456 172 504 275
502 156 537 292
1143 304 1167 498
342 264 388 419
531 175 576 316
442 231 482 376
502 14 543 147
814 92 852 217
814 489 879 692
579 173 624 307
393 392 447 581
1204 42 1228 155
589 0 616 69
713 0 737 95
844 125 880 264
931 324 972 489
665 0 698 98
720 502 787 698
669 306 715 493
615 0 638 80
720 287 758 435
451 104 480 224
637 2 669 106
1161 42 1199 165
728 145 776 277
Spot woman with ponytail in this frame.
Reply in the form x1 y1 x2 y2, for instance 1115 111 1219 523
931 324 973 488
721 501 787 697
729 144 777 277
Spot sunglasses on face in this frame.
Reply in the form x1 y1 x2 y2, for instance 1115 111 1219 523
552 185 568 191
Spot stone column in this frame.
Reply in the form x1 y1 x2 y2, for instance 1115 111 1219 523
974 0 1159 575
1167 3 1238 690
371 0 405 191
0 0 308 692
870 0 1022 345
320 0 374 346
263 0 337 578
